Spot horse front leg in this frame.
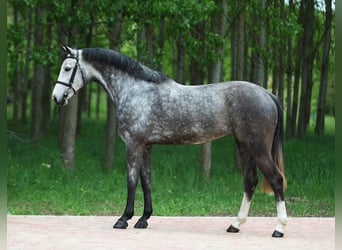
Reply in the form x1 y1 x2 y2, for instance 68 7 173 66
113 144 143 229
134 146 153 229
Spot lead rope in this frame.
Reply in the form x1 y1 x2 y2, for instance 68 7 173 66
7 107 61 143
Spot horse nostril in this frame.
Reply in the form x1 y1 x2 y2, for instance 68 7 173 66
53 95 58 104
53 95 63 105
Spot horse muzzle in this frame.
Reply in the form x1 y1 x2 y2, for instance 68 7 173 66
52 92 69 106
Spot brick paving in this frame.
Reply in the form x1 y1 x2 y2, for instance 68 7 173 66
7 215 334 250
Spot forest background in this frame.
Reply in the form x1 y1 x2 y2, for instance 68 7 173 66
7 0 335 217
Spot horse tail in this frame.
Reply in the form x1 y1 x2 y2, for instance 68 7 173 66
260 93 287 194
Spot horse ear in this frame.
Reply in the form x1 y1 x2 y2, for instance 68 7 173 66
61 44 73 53
61 45 69 60
60 45 75 59
66 46 73 55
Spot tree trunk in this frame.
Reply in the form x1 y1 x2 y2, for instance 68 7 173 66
297 0 315 138
137 21 155 68
290 0 305 138
145 23 155 68
202 0 228 180
58 0 79 170
137 22 146 64
21 9 33 125
41 15 52 132
189 21 206 85
31 7 45 139
156 16 165 72
76 16 94 134
285 0 294 139
87 84 92 118
271 0 279 94
250 0 266 85
230 16 237 80
11 6 20 131
208 0 227 83
41 65 51 132
277 0 285 106
95 85 101 119
176 34 186 83
236 11 247 81
76 86 86 134
60 97 78 170
262 17 270 89
315 0 332 136
230 1 247 81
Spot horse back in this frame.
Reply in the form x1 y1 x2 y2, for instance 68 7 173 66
149 81 276 145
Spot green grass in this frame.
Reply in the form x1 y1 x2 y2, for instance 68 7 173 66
7 117 335 217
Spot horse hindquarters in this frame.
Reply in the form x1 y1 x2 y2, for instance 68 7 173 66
256 94 288 237
228 92 287 237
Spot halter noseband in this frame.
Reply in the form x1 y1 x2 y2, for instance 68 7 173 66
56 50 86 96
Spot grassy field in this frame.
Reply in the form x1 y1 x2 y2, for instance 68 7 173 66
7 116 335 217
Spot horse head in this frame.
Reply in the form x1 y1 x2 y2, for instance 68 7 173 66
52 45 86 106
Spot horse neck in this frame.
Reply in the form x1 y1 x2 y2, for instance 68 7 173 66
90 64 144 108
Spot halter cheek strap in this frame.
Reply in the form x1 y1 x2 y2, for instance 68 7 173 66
56 50 86 95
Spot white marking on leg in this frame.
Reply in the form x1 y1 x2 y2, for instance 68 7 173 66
275 201 287 233
232 192 251 229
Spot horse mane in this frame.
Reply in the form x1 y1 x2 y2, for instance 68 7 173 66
82 48 169 83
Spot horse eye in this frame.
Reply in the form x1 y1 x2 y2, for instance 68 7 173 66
64 66 72 72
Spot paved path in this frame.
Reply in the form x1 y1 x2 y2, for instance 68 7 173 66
7 215 334 250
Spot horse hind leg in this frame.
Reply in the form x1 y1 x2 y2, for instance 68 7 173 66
227 146 258 233
273 200 287 237
254 154 287 237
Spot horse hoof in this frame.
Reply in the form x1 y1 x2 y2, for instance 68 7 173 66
272 230 284 238
113 220 128 229
134 219 148 229
226 225 240 233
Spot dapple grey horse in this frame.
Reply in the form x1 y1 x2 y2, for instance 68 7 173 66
52 46 287 237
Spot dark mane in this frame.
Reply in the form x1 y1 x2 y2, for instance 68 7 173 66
82 48 169 83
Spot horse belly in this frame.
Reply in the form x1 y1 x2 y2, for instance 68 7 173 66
149 132 230 145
